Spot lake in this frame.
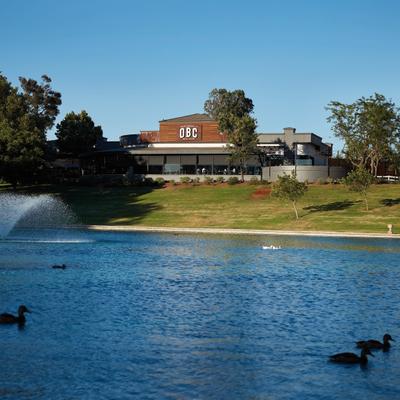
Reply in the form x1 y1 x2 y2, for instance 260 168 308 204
1 228 399 399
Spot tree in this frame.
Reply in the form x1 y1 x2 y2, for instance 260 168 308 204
343 167 374 211
19 75 62 134
204 88 254 124
56 111 103 157
272 172 308 219
388 143 400 176
326 93 400 176
204 88 259 181
0 73 61 186
225 114 258 181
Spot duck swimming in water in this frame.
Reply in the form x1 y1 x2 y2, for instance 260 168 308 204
52 264 66 269
356 334 394 350
0 305 31 325
329 347 374 364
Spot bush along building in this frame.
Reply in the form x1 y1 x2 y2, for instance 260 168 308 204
80 113 346 182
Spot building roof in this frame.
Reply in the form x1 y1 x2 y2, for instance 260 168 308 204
258 132 326 147
95 140 121 151
159 113 214 123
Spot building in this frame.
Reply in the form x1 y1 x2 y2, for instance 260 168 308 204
80 113 343 181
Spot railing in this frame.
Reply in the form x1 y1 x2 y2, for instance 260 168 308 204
377 175 399 182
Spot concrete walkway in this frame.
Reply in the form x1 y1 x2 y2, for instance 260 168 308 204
84 225 400 240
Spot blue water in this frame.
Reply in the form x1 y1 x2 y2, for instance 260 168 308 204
1 229 400 400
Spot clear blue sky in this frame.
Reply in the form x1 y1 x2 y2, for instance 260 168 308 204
1 0 400 152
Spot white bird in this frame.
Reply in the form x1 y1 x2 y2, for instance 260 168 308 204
262 245 281 250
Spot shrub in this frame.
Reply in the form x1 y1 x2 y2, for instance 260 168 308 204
227 176 239 185
326 177 335 184
315 177 326 185
215 176 225 184
204 176 213 185
154 177 165 187
143 177 155 186
122 176 131 186
180 176 191 184
169 179 177 186
248 176 259 185
123 173 145 186
192 177 200 185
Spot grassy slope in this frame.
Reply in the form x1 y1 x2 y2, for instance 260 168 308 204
3 183 400 233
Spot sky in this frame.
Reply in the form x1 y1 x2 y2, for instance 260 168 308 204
1 0 400 152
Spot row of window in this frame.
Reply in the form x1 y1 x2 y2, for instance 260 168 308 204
147 164 262 175
81 153 326 175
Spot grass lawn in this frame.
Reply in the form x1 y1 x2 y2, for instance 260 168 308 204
2 183 400 233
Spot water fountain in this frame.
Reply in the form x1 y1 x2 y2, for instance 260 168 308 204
0 193 76 238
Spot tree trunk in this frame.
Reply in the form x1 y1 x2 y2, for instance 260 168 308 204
292 201 299 219
370 153 380 177
370 157 375 175
364 195 369 211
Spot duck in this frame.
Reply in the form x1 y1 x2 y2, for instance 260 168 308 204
0 305 31 324
329 347 374 364
52 264 66 269
356 334 394 350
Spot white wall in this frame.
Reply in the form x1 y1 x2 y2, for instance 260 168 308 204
262 166 346 182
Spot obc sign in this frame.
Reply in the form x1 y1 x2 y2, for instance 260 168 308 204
178 126 201 140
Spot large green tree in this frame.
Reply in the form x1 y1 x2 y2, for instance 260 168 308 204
204 88 259 181
326 93 400 176
19 74 62 134
0 73 61 185
56 110 103 157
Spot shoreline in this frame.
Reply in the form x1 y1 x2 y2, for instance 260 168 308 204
82 225 400 240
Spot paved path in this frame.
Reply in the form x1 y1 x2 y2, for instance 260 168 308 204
83 225 400 239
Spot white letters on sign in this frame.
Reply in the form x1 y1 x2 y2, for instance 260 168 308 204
179 127 199 139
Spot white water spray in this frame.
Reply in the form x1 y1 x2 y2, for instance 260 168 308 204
0 193 76 238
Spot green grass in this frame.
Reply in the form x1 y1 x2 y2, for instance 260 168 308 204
2 183 400 233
